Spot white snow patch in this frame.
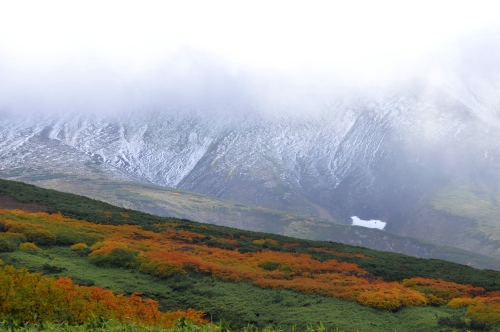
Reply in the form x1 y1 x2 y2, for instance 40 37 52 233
351 216 386 230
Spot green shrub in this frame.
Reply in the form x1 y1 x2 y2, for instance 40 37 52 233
2 232 27 243
56 230 101 246
0 237 19 252
56 230 83 245
259 261 281 271
24 229 56 246
0 232 26 252
88 248 138 268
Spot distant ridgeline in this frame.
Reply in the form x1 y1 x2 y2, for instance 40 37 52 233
1 178 500 330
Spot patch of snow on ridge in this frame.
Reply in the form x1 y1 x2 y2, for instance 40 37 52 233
351 216 386 230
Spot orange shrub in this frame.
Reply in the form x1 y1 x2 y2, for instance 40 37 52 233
357 284 427 311
310 247 370 259
448 297 477 309
465 296 500 323
402 277 485 304
0 261 205 327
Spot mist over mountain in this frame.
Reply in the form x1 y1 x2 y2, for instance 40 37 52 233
2 19 500 263
424 32 500 126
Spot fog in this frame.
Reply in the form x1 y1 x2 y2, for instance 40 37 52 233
1 1 499 116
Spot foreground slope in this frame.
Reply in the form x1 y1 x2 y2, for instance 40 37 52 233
1 179 500 331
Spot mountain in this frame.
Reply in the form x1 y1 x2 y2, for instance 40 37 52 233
2 36 500 261
2 80 500 259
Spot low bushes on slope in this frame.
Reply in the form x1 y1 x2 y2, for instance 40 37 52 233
1 208 500 322
1 178 500 287
0 260 205 328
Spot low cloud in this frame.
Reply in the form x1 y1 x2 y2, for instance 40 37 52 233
0 28 499 118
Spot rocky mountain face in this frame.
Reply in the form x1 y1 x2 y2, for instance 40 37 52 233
2 78 500 260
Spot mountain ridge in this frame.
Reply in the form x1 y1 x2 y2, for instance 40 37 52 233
2 80 500 259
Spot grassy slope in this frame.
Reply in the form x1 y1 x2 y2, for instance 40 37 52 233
2 177 500 270
0 248 460 332
1 179 500 331
428 180 500 257
0 178 500 285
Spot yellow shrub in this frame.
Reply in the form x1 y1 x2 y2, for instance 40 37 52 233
253 238 279 246
466 299 500 323
19 242 41 251
90 241 127 252
448 297 476 309
357 286 427 311
70 243 88 251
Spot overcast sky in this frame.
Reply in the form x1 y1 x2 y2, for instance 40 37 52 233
1 0 499 114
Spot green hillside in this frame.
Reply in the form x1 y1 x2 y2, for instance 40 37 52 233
428 180 500 258
1 179 500 331
2 177 500 270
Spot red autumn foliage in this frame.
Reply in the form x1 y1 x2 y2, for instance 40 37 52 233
402 277 485 305
2 208 500 318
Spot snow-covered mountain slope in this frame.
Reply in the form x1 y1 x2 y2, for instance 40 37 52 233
2 81 500 258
